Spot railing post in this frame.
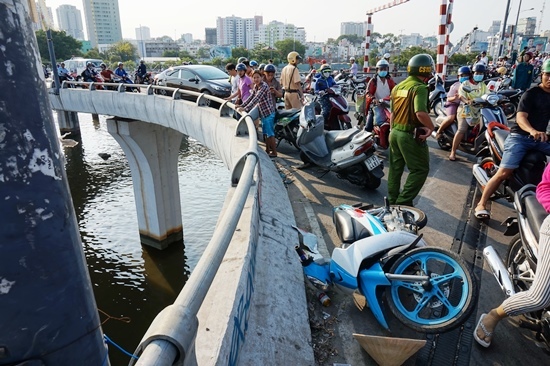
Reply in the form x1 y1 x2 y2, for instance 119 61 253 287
0 1 107 364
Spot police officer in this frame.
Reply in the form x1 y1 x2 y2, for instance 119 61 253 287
280 51 304 109
387 54 435 207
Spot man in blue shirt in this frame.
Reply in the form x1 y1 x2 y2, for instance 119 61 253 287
115 62 133 84
512 52 534 91
315 64 337 128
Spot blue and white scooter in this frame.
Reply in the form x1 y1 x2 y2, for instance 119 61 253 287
294 202 476 333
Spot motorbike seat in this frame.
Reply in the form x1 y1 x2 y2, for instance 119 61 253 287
276 108 301 118
524 195 548 242
493 129 509 149
498 89 521 97
333 209 371 243
325 129 360 150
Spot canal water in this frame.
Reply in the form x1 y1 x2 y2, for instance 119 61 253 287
59 113 229 364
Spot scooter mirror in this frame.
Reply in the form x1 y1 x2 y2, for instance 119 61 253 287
462 85 473 93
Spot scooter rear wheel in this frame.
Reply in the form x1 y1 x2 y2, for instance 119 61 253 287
386 247 476 333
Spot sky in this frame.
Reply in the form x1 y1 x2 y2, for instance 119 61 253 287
45 0 549 45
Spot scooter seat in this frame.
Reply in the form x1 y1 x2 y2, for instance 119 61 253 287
276 108 301 118
493 129 509 150
325 128 360 150
524 195 548 242
333 209 371 243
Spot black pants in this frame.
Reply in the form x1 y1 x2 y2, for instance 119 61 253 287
319 95 332 123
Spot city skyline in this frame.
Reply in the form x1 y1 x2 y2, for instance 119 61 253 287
45 0 549 45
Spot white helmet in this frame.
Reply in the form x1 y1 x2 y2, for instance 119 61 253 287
350 57 355 62
376 59 390 68
383 53 391 59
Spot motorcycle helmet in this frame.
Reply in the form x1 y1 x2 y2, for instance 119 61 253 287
250 60 258 67
350 57 355 62
407 54 434 77
497 66 507 75
236 63 247 72
264 64 276 73
376 59 389 69
542 59 550 73
259 63 266 71
118 62 123 66
458 66 471 76
87 62 93 67
287 51 302 65
237 57 248 64
320 64 332 77
100 63 107 69
472 63 486 74
140 60 145 64
383 53 391 59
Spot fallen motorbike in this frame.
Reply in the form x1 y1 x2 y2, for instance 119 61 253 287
294 201 476 333
433 92 509 155
472 123 546 203
313 85 352 130
297 101 383 190
274 108 301 149
483 184 550 351
428 74 447 117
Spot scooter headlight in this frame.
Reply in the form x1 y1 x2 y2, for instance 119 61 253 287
486 94 499 105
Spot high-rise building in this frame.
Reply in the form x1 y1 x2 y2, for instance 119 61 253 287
488 20 501 35
32 0 55 31
517 17 537 36
135 26 151 41
181 33 193 44
205 28 217 45
216 15 262 48
56 5 84 40
83 0 123 48
258 21 306 49
340 22 367 38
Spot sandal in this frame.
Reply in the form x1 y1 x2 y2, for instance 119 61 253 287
474 313 493 347
475 207 491 220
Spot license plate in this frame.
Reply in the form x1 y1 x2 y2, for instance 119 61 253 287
365 155 381 171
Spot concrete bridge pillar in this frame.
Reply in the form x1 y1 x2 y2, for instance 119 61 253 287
107 118 184 249
56 110 80 135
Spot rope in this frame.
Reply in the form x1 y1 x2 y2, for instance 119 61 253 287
98 308 132 325
104 334 139 360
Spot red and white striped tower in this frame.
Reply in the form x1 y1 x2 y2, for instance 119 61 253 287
436 0 448 79
442 0 454 79
364 14 372 72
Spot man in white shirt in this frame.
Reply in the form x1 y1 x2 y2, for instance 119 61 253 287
480 51 489 66
349 57 358 77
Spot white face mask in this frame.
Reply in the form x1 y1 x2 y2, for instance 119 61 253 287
323 71 331 77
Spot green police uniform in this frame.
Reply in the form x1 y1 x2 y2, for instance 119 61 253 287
387 76 430 206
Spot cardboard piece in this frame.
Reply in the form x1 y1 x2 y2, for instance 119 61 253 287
353 334 426 366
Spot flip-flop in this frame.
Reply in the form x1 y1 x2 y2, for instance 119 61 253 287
474 313 493 347
475 208 491 220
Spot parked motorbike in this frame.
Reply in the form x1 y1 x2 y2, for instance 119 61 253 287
483 184 550 351
294 201 476 333
428 74 447 117
472 123 546 203
433 92 509 155
333 70 369 102
274 108 301 149
313 85 352 130
497 88 523 120
297 101 384 190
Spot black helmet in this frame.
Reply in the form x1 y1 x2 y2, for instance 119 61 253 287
100 63 107 69
407 54 434 77
458 66 471 76
264 64 276 73
472 63 486 73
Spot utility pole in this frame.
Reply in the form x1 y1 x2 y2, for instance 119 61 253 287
0 1 108 364
497 0 512 58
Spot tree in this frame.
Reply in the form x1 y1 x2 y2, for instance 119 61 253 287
104 41 137 63
393 46 436 67
83 48 102 60
449 52 479 67
35 30 82 62
274 39 305 62
232 47 249 61
336 34 364 45
197 47 210 59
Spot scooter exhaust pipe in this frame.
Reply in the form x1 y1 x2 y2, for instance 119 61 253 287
483 245 516 296
473 164 490 190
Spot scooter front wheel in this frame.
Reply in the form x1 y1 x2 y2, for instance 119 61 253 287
386 247 476 333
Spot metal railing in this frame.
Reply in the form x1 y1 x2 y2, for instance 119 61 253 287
52 82 261 365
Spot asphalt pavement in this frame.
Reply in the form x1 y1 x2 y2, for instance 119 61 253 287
268 105 548 366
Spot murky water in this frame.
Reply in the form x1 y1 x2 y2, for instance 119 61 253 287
59 113 229 365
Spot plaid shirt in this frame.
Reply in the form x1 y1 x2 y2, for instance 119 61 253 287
241 81 275 118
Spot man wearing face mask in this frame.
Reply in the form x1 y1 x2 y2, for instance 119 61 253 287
364 59 396 133
387 54 435 207
449 63 488 161
315 64 337 128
